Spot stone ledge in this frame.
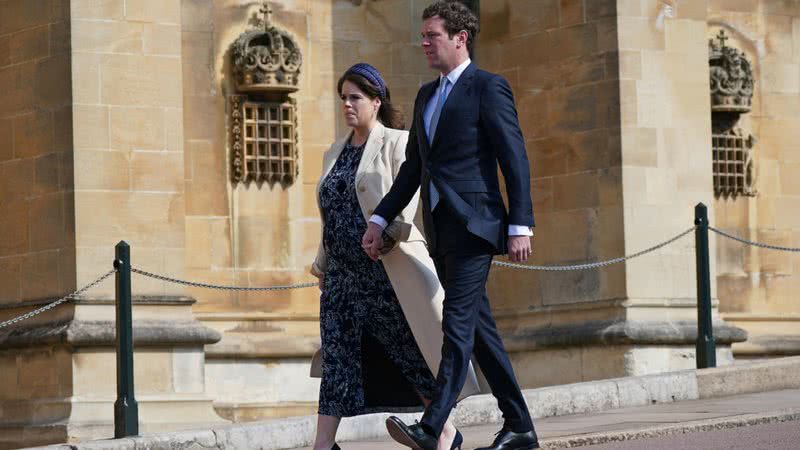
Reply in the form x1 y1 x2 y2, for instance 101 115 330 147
213 401 318 422
204 334 320 359
74 296 198 306
0 319 221 348
543 408 800 448
732 335 800 356
697 356 800 398
0 296 197 311
20 356 800 450
504 320 748 351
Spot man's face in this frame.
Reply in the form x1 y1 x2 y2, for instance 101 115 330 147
421 16 461 72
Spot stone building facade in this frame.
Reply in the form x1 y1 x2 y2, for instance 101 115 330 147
707 0 800 360
0 0 798 448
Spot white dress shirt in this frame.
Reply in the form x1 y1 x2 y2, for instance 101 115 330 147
370 58 532 237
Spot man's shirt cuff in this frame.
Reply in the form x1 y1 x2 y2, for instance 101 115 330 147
369 215 388 230
509 224 533 236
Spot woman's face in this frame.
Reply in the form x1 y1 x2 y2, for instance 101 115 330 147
340 80 380 129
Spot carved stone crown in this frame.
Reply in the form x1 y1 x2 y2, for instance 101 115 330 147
709 29 754 113
230 2 302 93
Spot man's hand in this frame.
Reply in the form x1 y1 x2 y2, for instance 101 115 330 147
362 222 384 261
508 235 532 263
317 274 324 291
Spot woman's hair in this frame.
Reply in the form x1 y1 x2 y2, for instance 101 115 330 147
337 72 405 130
423 1 480 54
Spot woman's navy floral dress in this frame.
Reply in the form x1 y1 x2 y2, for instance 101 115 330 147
318 140 437 417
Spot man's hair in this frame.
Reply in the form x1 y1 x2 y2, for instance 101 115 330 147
422 1 480 54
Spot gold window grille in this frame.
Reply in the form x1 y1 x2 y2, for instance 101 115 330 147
231 96 298 185
712 130 755 198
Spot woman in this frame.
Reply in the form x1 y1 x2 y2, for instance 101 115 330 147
309 63 479 450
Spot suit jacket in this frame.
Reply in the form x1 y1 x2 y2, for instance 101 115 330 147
310 123 480 400
374 63 534 255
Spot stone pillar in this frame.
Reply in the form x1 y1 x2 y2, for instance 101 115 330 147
480 0 745 388
0 0 78 446
71 0 186 295
612 0 737 372
0 1 225 447
0 0 76 340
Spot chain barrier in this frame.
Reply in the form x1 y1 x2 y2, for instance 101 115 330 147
492 226 697 271
709 226 800 252
4 224 798 329
131 267 318 291
0 269 117 330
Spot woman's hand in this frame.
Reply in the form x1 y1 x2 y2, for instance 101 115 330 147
362 222 384 261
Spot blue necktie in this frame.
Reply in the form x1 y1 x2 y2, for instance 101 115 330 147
427 77 449 209
427 77 449 143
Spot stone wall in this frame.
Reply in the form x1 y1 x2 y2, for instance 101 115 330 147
480 0 625 324
616 0 714 318
181 0 328 316
2 0 783 433
0 0 75 312
70 0 187 300
0 7 79 439
708 0 800 357
476 0 745 387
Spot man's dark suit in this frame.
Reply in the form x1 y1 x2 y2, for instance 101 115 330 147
373 62 536 437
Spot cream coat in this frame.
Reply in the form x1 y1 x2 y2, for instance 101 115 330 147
310 123 480 401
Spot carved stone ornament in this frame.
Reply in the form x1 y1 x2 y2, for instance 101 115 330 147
230 95 245 182
229 2 301 186
230 2 302 93
709 29 754 113
708 29 756 198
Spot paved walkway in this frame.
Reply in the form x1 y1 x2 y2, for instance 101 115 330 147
292 389 800 449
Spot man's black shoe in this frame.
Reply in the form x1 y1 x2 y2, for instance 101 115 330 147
475 427 540 450
385 416 437 450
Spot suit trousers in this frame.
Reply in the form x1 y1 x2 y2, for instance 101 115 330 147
420 203 535 437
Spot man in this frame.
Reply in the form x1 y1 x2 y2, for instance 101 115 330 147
361 2 540 450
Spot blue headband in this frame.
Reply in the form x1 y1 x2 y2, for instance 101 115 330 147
345 63 387 100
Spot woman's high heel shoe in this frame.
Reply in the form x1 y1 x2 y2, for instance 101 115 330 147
451 430 463 450
331 444 341 450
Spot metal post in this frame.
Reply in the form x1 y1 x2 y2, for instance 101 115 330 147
694 204 716 369
114 241 138 437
